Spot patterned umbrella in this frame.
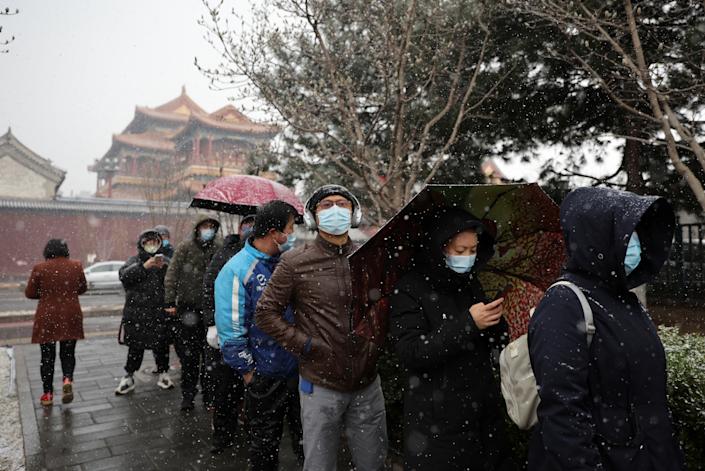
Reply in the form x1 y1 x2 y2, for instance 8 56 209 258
349 183 565 344
190 175 304 216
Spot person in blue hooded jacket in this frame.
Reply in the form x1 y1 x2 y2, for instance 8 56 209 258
528 187 685 471
214 200 303 471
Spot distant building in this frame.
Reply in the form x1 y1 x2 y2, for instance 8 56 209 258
0 128 66 199
88 87 278 200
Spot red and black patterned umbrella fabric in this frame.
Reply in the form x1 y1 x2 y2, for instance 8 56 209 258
190 175 304 216
349 183 565 345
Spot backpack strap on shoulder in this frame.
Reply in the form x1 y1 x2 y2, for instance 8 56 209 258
549 280 596 347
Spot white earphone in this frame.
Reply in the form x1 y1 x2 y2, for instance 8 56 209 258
303 185 363 230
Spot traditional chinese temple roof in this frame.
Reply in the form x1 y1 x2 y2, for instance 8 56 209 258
98 87 276 162
0 128 66 188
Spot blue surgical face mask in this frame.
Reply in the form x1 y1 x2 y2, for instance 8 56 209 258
445 254 477 274
277 232 296 253
624 231 642 276
162 239 170 248
200 228 216 242
317 206 352 236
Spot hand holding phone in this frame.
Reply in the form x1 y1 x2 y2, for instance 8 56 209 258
470 297 504 330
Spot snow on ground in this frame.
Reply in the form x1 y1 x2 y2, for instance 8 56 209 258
0 347 25 471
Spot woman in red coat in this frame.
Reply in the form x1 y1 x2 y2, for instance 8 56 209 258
25 239 87 406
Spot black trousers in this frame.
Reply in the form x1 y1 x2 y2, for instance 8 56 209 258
125 344 169 375
173 307 207 400
39 340 76 393
246 374 304 471
206 347 245 446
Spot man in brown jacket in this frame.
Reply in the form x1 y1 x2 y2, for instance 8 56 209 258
256 185 387 471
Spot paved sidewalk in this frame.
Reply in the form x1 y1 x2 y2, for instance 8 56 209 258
15 337 303 470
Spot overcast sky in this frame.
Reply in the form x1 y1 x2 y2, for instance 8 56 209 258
0 0 253 196
0 0 620 197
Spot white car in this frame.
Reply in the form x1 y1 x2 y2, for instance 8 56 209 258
84 261 125 291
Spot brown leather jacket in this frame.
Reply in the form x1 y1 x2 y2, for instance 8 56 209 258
255 235 379 392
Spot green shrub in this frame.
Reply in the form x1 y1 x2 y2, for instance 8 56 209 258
659 326 705 470
380 328 705 470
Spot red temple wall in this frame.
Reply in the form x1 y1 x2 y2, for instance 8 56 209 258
0 209 194 280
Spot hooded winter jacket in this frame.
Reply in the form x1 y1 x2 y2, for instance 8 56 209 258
528 187 685 471
119 230 168 349
164 217 222 310
214 240 297 379
202 234 243 328
389 208 516 471
256 235 379 392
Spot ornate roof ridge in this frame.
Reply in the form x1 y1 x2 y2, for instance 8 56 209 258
0 128 66 184
153 86 207 115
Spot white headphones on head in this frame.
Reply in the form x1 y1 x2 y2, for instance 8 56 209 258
303 184 363 230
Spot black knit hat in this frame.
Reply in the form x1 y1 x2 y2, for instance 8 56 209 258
306 184 358 212
154 225 170 237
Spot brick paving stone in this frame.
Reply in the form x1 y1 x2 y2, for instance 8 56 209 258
16 337 306 470
78 451 153 471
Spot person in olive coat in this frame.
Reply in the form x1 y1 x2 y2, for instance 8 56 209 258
115 229 173 395
390 208 517 471
528 187 685 471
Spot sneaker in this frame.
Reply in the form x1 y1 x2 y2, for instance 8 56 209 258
61 378 74 404
40 392 53 406
156 373 174 390
114 375 135 395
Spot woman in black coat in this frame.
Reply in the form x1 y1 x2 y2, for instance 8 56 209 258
115 229 172 395
528 187 685 471
390 208 517 471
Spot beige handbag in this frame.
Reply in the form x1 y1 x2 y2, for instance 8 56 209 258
499 280 595 430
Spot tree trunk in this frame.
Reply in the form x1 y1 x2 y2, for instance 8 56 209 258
624 118 644 194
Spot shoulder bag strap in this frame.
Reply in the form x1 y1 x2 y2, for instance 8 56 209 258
550 280 596 346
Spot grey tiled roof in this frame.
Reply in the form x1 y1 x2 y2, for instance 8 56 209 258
0 196 191 214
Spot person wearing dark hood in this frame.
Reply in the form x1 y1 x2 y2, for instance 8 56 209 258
201 213 255 454
256 185 387 471
154 225 174 260
115 230 173 395
149 224 174 377
164 217 222 411
389 208 516 471
528 187 685 471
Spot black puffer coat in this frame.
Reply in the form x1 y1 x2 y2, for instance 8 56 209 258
119 230 168 349
528 188 685 471
389 208 516 471
202 234 243 328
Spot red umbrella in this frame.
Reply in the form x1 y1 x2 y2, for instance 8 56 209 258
190 175 304 216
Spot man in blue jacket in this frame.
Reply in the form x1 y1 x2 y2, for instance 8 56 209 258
214 200 303 471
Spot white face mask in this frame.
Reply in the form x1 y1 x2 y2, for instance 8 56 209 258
143 243 159 254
